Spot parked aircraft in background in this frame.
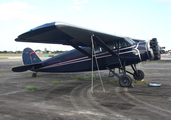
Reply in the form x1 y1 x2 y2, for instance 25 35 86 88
12 22 161 87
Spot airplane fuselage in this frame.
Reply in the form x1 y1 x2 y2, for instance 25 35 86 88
32 41 153 73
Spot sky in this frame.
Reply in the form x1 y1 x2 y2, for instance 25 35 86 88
0 0 171 51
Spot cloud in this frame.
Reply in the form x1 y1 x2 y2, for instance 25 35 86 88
73 0 80 5
156 0 171 2
71 0 89 10
103 11 110 14
0 1 55 22
71 5 82 10
82 0 89 3
0 2 37 20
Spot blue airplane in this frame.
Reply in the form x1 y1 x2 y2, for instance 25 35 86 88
12 22 161 87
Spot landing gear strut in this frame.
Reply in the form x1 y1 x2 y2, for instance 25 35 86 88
107 62 133 87
131 64 144 81
108 63 145 87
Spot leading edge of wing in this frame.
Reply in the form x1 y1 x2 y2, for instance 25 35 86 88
15 21 124 47
15 22 75 46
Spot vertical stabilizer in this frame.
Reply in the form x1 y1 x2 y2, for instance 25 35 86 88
22 48 42 65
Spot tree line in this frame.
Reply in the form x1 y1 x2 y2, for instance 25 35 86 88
0 49 68 54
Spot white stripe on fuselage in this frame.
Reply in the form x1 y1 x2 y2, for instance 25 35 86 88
134 43 142 62
35 45 137 70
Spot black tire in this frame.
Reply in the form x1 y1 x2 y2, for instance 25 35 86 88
133 70 144 81
32 73 37 77
119 74 132 87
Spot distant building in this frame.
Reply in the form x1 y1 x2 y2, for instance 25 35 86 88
36 51 43 54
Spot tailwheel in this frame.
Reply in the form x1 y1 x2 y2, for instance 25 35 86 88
133 70 144 81
119 74 132 87
32 73 37 77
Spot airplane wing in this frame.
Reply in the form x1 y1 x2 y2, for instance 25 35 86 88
15 22 126 47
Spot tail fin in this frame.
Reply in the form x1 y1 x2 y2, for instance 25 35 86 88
22 47 42 65
12 48 42 72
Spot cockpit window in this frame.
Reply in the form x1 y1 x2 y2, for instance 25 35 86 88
107 38 132 50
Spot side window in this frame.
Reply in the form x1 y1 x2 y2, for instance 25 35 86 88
107 40 118 50
120 39 131 48
94 46 102 53
106 39 131 50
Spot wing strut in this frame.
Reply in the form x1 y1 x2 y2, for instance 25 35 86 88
68 39 106 93
68 41 92 58
68 40 106 67
91 35 105 93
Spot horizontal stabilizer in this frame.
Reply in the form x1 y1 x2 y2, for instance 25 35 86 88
12 63 42 72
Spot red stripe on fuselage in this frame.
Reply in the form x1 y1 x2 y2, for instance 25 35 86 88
30 52 35 55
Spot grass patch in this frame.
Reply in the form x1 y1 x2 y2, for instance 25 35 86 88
37 75 43 77
0 53 22 57
144 72 153 74
88 74 96 77
26 86 38 91
29 74 43 77
0 73 9 75
104 79 111 82
51 81 64 85
133 80 149 84
102 78 118 82
53 76 59 78
140 81 149 84
0 57 8 59
133 80 138 83
12 66 17 68
113 79 119 83
71 77 96 81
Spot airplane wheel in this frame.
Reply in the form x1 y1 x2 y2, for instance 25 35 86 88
133 70 144 81
119 75 132 87
32 73 37 77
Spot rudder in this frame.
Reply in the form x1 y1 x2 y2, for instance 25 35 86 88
22 48 42 65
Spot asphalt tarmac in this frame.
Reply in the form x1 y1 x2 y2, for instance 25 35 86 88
0 58 171 120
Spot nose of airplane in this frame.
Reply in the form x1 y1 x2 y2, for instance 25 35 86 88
147 38 161 60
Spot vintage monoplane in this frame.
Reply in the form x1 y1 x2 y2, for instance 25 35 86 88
12 22 161 87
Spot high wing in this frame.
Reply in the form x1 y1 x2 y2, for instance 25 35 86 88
15 22 130 47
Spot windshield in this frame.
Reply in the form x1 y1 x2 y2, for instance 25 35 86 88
124 37 135 45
